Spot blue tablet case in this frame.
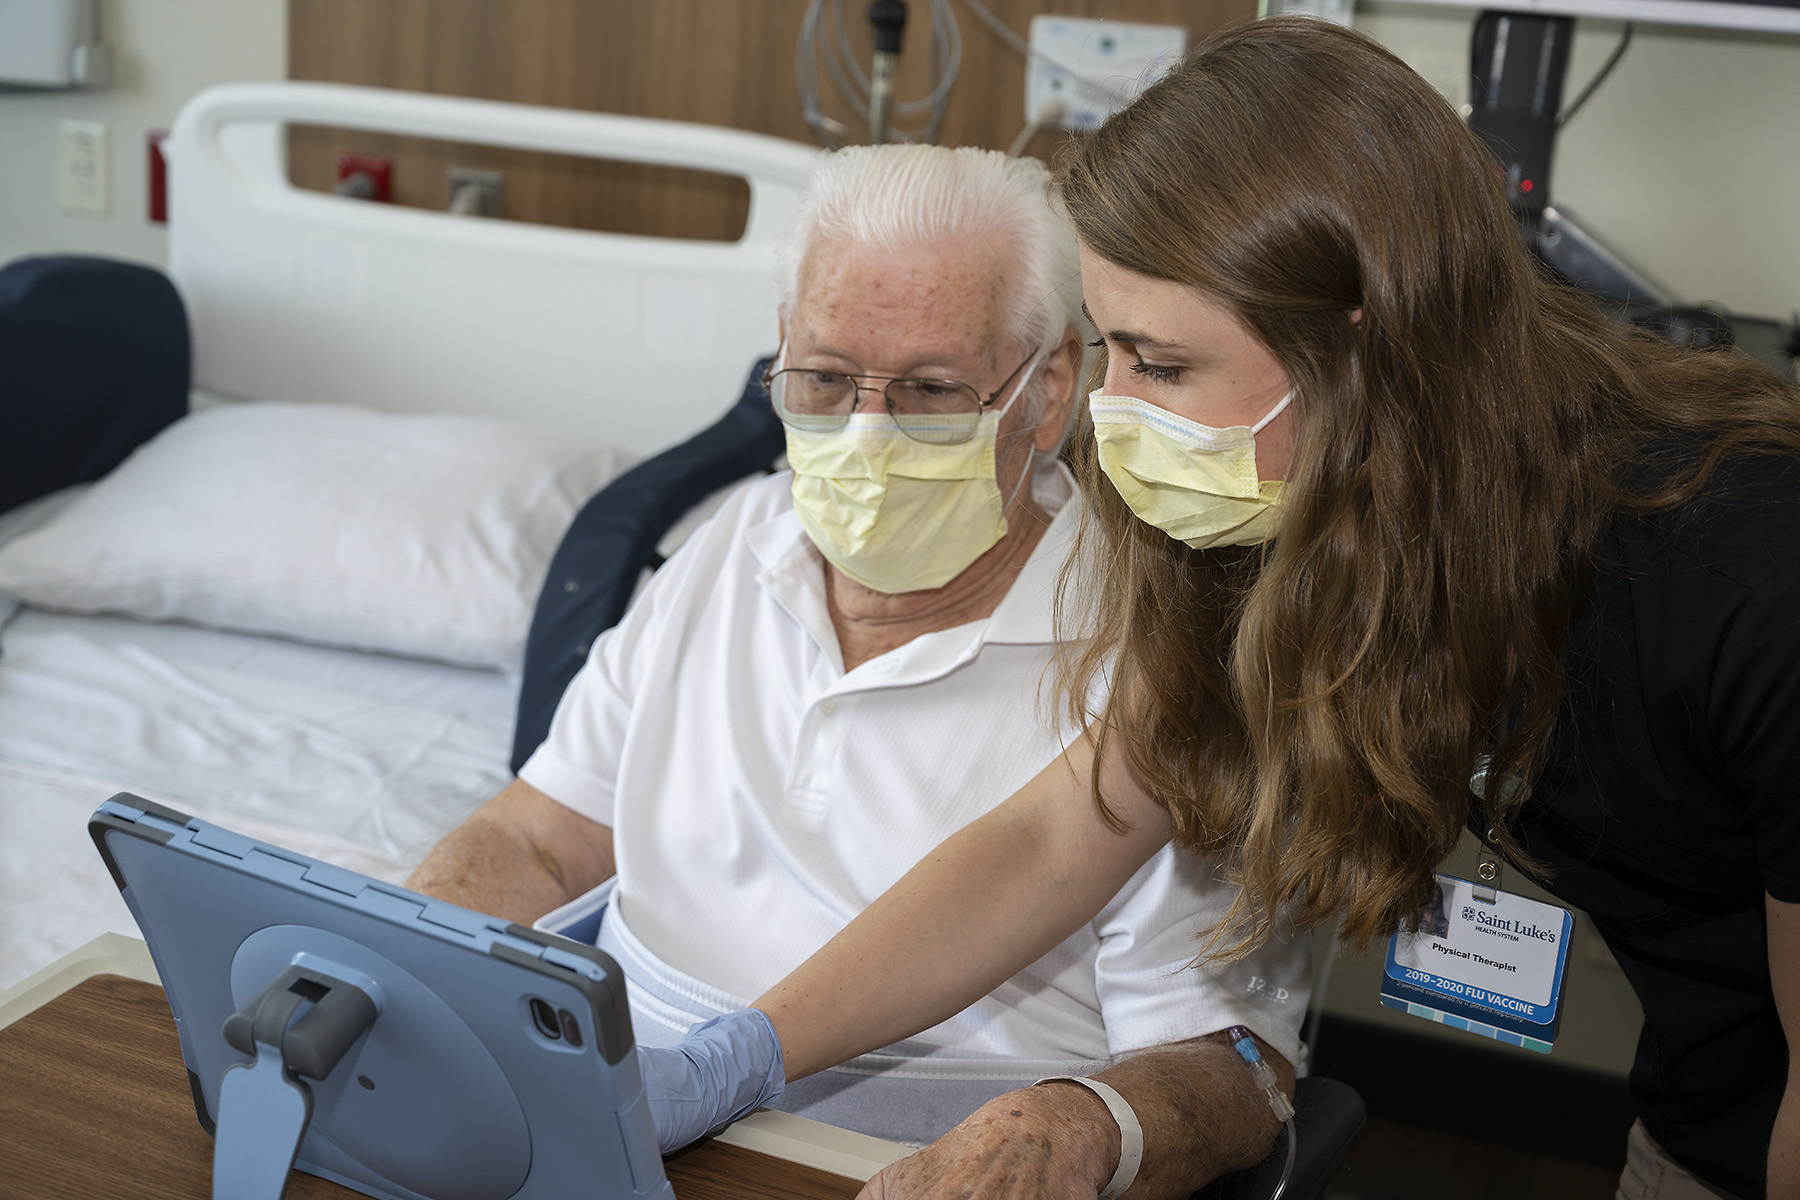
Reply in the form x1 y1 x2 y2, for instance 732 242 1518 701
88 793 675 1200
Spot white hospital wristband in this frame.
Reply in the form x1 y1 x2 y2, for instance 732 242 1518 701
1033 1075 1144 1200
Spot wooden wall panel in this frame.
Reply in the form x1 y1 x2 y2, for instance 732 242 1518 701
288 0 1254 237
285 131 755 240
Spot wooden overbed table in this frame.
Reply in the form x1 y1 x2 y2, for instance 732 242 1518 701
0 936 909 1200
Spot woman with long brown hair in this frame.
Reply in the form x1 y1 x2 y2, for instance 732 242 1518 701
649 18 1800 1199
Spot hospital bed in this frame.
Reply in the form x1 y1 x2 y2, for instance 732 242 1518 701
0 82 815 998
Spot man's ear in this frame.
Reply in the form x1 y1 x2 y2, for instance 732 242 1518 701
1032 330 1083 453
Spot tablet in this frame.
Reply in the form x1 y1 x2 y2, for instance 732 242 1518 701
89 792 675 1200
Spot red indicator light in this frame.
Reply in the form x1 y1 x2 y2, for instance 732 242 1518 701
1520 179 1535 193
336 153 393 203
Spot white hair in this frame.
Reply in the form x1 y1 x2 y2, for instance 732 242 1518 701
774 144 1082 361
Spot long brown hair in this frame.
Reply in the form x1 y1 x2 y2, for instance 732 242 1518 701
1054 17 1800 957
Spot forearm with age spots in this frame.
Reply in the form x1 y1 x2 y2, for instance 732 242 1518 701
405 828 563 924
860 1084 1116 1200
1086 1032 1295 1196
405 781 615 925
860 1033 1294 1200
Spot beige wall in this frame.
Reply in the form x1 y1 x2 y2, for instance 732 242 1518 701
0 0 286 270
1357 1 1800 319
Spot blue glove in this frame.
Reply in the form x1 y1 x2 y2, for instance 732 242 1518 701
638 1007 787 1154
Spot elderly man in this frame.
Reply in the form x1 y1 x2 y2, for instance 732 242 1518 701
409 144 1307 1197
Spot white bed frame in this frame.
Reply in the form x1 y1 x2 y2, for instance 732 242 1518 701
167 84 818 457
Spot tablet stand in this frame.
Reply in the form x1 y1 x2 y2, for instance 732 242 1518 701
214 965 378 1200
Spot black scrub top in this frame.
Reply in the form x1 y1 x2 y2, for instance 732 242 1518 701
1510 449 1800 1200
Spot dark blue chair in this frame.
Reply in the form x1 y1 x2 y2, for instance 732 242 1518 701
511 355 784 772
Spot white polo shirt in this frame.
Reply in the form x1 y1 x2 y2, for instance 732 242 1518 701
521 465 1309 1071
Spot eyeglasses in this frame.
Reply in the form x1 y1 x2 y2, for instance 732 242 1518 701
764 350 1038 446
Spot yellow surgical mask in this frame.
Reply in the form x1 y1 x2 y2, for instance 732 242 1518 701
1089 390 1291 550
785 361 1039 594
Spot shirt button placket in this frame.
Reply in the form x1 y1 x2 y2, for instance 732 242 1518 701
785 697 831 823
812 693 851 805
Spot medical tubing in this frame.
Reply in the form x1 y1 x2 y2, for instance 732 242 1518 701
797 0 959 146
867 0 906 143
830 0 871 96
1557 22 1634 128
1224 1025 1297 1200
1270 1118 1297 1200
1005 100 1058 158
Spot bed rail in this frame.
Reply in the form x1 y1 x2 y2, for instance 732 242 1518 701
168 83 818 456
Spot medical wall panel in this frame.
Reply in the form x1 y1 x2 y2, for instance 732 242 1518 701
287 0 1253 240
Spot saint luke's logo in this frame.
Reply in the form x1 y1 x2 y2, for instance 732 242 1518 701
1458 904 1558 944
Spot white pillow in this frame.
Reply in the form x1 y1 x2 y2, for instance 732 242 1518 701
0 403 634 671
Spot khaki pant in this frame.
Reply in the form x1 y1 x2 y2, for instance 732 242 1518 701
1616 1121 1745 1200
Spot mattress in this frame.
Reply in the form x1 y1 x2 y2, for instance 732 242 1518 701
0 603 517 993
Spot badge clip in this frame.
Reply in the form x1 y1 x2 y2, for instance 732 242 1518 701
1474 831 1504 905
1468 756 1529 905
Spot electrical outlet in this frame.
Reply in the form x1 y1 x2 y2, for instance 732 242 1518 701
447 167 503 218
59 118 109 216
1025 16 1187 132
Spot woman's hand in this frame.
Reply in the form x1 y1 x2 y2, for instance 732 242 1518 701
638 1008 787 1154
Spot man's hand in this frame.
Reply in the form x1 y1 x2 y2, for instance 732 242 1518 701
859 1032 1293 1200
859 1085 1115 1200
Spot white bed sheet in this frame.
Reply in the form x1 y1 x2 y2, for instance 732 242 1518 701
0 608 517 993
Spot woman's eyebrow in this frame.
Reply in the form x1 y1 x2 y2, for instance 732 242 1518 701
1081 302 1184 352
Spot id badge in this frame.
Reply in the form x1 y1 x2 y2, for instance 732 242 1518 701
1379 873 1573 1053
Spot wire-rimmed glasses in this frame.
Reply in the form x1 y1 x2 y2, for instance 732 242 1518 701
765 351 1037 446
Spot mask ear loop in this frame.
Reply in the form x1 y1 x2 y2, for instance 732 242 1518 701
1249 390 1293 434
997 443 1036 516
993 349 1049 518
989 349 1045 421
